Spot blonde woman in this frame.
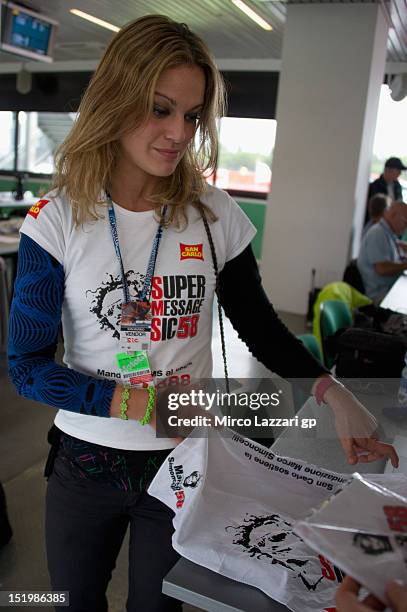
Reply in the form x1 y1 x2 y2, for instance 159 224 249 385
8 15 398 612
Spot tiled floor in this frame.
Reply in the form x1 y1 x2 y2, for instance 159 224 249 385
0 309 306 612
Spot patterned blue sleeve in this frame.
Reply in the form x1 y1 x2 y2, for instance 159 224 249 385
8 234 115 416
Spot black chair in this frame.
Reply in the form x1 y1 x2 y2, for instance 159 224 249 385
343 259 365 294
0 481 12 548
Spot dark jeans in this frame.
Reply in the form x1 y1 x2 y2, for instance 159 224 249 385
45 441 182 612
0 481 12 547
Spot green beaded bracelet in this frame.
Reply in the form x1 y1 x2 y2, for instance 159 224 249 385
140 386 156 426
120 386 130 420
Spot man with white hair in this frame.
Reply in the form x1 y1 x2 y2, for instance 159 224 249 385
357 201 407 303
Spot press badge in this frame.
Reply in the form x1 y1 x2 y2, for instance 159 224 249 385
120 300 152 353
116 350 154 387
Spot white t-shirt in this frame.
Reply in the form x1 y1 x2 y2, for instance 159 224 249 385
20 186 256 450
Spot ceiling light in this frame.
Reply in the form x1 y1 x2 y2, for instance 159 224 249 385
70 9 120 32
231 0 273 31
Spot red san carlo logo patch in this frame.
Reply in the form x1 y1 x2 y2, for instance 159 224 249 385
179 243 204 261
27 199 50 219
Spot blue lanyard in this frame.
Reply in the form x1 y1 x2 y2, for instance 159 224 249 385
107 197 166 304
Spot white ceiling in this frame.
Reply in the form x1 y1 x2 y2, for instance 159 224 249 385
0 0 406 69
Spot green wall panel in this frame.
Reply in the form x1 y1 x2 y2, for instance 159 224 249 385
236 199 266 260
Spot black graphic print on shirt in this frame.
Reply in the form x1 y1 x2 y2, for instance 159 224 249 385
86 272 206 342
226 513 343 592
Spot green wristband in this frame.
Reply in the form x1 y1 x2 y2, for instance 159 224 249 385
120 386 130 420
140 386 156 426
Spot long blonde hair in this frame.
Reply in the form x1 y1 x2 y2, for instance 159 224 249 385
52 14 226 226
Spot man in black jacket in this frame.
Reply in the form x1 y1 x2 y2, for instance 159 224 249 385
365 157 406 226
369 157 405 200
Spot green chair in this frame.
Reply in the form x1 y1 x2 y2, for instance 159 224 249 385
320 300 353 369
298 333 323 363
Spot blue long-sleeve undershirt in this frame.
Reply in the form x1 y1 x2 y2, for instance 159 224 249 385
8 234 115 416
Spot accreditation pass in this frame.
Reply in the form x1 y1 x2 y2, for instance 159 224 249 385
116 350 153 387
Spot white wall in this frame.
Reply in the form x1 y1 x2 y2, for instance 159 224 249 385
261 4 388 313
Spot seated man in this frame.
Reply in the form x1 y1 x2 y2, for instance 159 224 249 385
362 193 390 236
357 201 407 303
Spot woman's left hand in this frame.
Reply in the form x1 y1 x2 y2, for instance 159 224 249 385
336 576 385 611
323 381 399 468
336 576 407 612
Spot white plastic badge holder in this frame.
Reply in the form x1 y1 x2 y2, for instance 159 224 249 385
295 474 407 606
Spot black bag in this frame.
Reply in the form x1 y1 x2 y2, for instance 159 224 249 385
333 328 406 378
343 259 365 294
356 305 407 342
380 312 407 342
43 425 62 479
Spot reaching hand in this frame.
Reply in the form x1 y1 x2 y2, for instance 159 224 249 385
336 576 407 612
323 382 399 468
336 576 384 611
386 580 407 612
156 381 213 440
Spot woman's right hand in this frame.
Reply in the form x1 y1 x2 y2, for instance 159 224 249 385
155 381 217 437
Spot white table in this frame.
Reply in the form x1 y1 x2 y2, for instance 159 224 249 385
163 560 287 611
380 273 407 314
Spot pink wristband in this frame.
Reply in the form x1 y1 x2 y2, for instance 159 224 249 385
314 375 337 405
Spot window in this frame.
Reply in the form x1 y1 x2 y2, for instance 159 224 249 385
2 111 277 201
372 85 407 201
16 111 76 174
0 112 16 171
216 117 276 195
